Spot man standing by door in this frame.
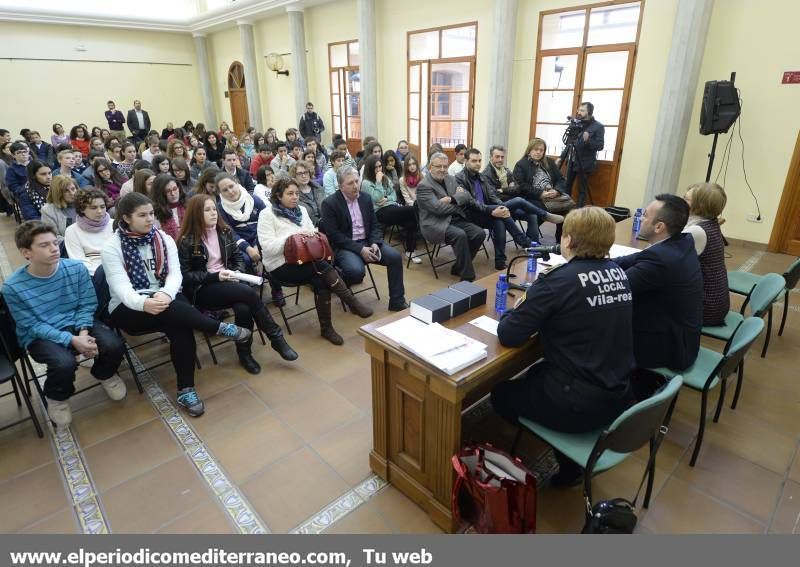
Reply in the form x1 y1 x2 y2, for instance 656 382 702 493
299 102 325 143
126 100 151 146
556 101 604 207
104 101 126 142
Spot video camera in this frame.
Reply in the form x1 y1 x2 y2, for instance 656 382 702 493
562 116 584 145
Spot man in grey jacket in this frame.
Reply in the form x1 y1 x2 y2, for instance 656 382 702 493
416 152 485 281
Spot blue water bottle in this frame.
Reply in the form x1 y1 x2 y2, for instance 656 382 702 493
495 274 509 314
525 245 538 285
632 208 643 236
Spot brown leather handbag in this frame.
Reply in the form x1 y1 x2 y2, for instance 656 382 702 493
283 232 334 265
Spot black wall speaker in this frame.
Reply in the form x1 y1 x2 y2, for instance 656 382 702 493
700 80 741 135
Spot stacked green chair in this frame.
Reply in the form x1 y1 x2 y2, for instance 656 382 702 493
652 316 764 466
727 257 800 337
703 273 785 358
512 375 683 515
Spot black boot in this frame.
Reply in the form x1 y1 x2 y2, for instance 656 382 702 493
236 341 261 375
315 289 344 345
253 307 298 361
319 265 373 318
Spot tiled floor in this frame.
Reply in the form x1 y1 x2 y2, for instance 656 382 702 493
0 213 797 534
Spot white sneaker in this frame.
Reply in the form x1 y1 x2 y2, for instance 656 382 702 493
406 251 422 264
100 375 127 401
45 397 72 427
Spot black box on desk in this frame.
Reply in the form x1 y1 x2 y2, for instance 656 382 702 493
431 288 470 317
409 294 451 324
449 281 488 310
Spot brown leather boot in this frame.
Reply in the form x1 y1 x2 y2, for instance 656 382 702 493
319 265 374 318
314 289 343 345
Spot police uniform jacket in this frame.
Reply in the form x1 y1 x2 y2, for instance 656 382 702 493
497 257 635 391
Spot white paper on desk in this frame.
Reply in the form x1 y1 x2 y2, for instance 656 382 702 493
469 315 499 336
609 243 642 257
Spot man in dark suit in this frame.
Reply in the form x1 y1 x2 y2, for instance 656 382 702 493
613 194 703 371
320 165 408 311
126 99 151 145
417 152 486 282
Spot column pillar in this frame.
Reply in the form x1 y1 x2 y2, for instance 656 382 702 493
287 7 310 125
237 20 263 132
357 0 378 138
192 33 218 128
642 0 714 203
486 0 519 153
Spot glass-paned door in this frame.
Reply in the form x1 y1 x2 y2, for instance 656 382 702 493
329 40 361 154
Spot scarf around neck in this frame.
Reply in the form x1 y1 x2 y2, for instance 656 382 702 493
405 173 420 188
273 204 303 226
220 187 254 222
118 224 168 290
77 212 110 233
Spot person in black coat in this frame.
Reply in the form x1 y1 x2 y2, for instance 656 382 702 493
612 194 703 371
319 165 408 311
491 207 635 486
298 102 325 142
178 194 298 374
126 100 151 144
557 101 604 207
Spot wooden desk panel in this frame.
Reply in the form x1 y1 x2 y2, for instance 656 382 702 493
359 217 647 531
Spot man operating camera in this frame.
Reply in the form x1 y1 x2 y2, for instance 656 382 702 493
556 102 604 207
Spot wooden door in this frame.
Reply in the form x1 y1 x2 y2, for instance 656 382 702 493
769 130 800 254
227 62 249 135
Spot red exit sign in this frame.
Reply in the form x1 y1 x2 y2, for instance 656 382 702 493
782 71 800 84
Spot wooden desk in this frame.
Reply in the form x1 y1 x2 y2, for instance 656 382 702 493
358 218 647 532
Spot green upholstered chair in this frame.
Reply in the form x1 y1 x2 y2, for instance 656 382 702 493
727 257 799 337
512 375 683 514
653 316 764 466
704 273 785 358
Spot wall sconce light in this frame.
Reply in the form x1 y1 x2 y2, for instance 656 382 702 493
266 52 289 76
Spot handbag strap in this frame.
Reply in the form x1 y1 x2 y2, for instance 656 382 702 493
584 424 669 515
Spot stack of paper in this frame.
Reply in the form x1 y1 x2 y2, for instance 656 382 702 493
376 317 488 376
538 243 642 269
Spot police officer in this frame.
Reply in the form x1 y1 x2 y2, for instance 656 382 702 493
491 206 635 486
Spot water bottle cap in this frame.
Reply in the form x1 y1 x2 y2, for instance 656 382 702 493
636 208 643 213
499 274 507 281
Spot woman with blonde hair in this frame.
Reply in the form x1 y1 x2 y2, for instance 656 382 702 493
683 182 729 325
491 206 635 486
41 175 78 243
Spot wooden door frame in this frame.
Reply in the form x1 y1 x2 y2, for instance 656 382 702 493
426 57 476 157
528 0 644 204
769 129 800 252
227 61 248 134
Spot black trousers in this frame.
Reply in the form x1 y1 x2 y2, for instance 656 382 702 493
464 207 529 265
564 164 594 208
109 293 219 391
194 281 282 347
27 320 125 401
443 218 485 281
376 205 418 253
270 261 331 293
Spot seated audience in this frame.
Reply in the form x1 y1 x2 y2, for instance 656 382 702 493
291 161 326 226
491 207 635 486
3 221 126 427
221 149 255 193
171 157 196 195
398 154 421 206
361 155 420 264
161 122 175 140
304 137 327 173
152 154 172 176
69 125 91 160
151 174 186 241
40 175 77 243
683 182 730 326
395 139 410 163
93 158 127 204
178 195 298 374
204 132 225 166
253 165 274 203
120 167 155 199
447 143 468 176
271 142 295 178
320 166 408 311
190 146 217 179
382 150 401 191
115 142 137 179
482 145 517 200
51 123 70 147
29 131 56 167
195 168 220 198
80 149 107 185
227 135 250 171
322 150 346 196
103 192 252 417
141 135 161 164
20 159 51 221
167 139 189 161
215 173 285 306
258 177 373 345
416 152 485 281
248 144 274 178
613 194 703 370
64 188 114 275
241 133 256 162
6 141 32 203
303 148 324 186
331 137 357 169
52 149 90 188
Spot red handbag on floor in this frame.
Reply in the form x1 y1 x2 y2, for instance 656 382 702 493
452 443 537 533
283 232 334 265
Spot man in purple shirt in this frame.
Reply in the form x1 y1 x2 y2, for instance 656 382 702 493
104 100 126 142
319 166 408 311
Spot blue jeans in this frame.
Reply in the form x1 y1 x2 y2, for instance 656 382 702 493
465 207 531 266
503 197 547 240
334 241 405 305
27 320 124 401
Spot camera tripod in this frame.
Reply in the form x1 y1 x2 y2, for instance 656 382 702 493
562 140 593 207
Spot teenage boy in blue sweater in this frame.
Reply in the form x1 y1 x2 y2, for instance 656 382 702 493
2 221 126 427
